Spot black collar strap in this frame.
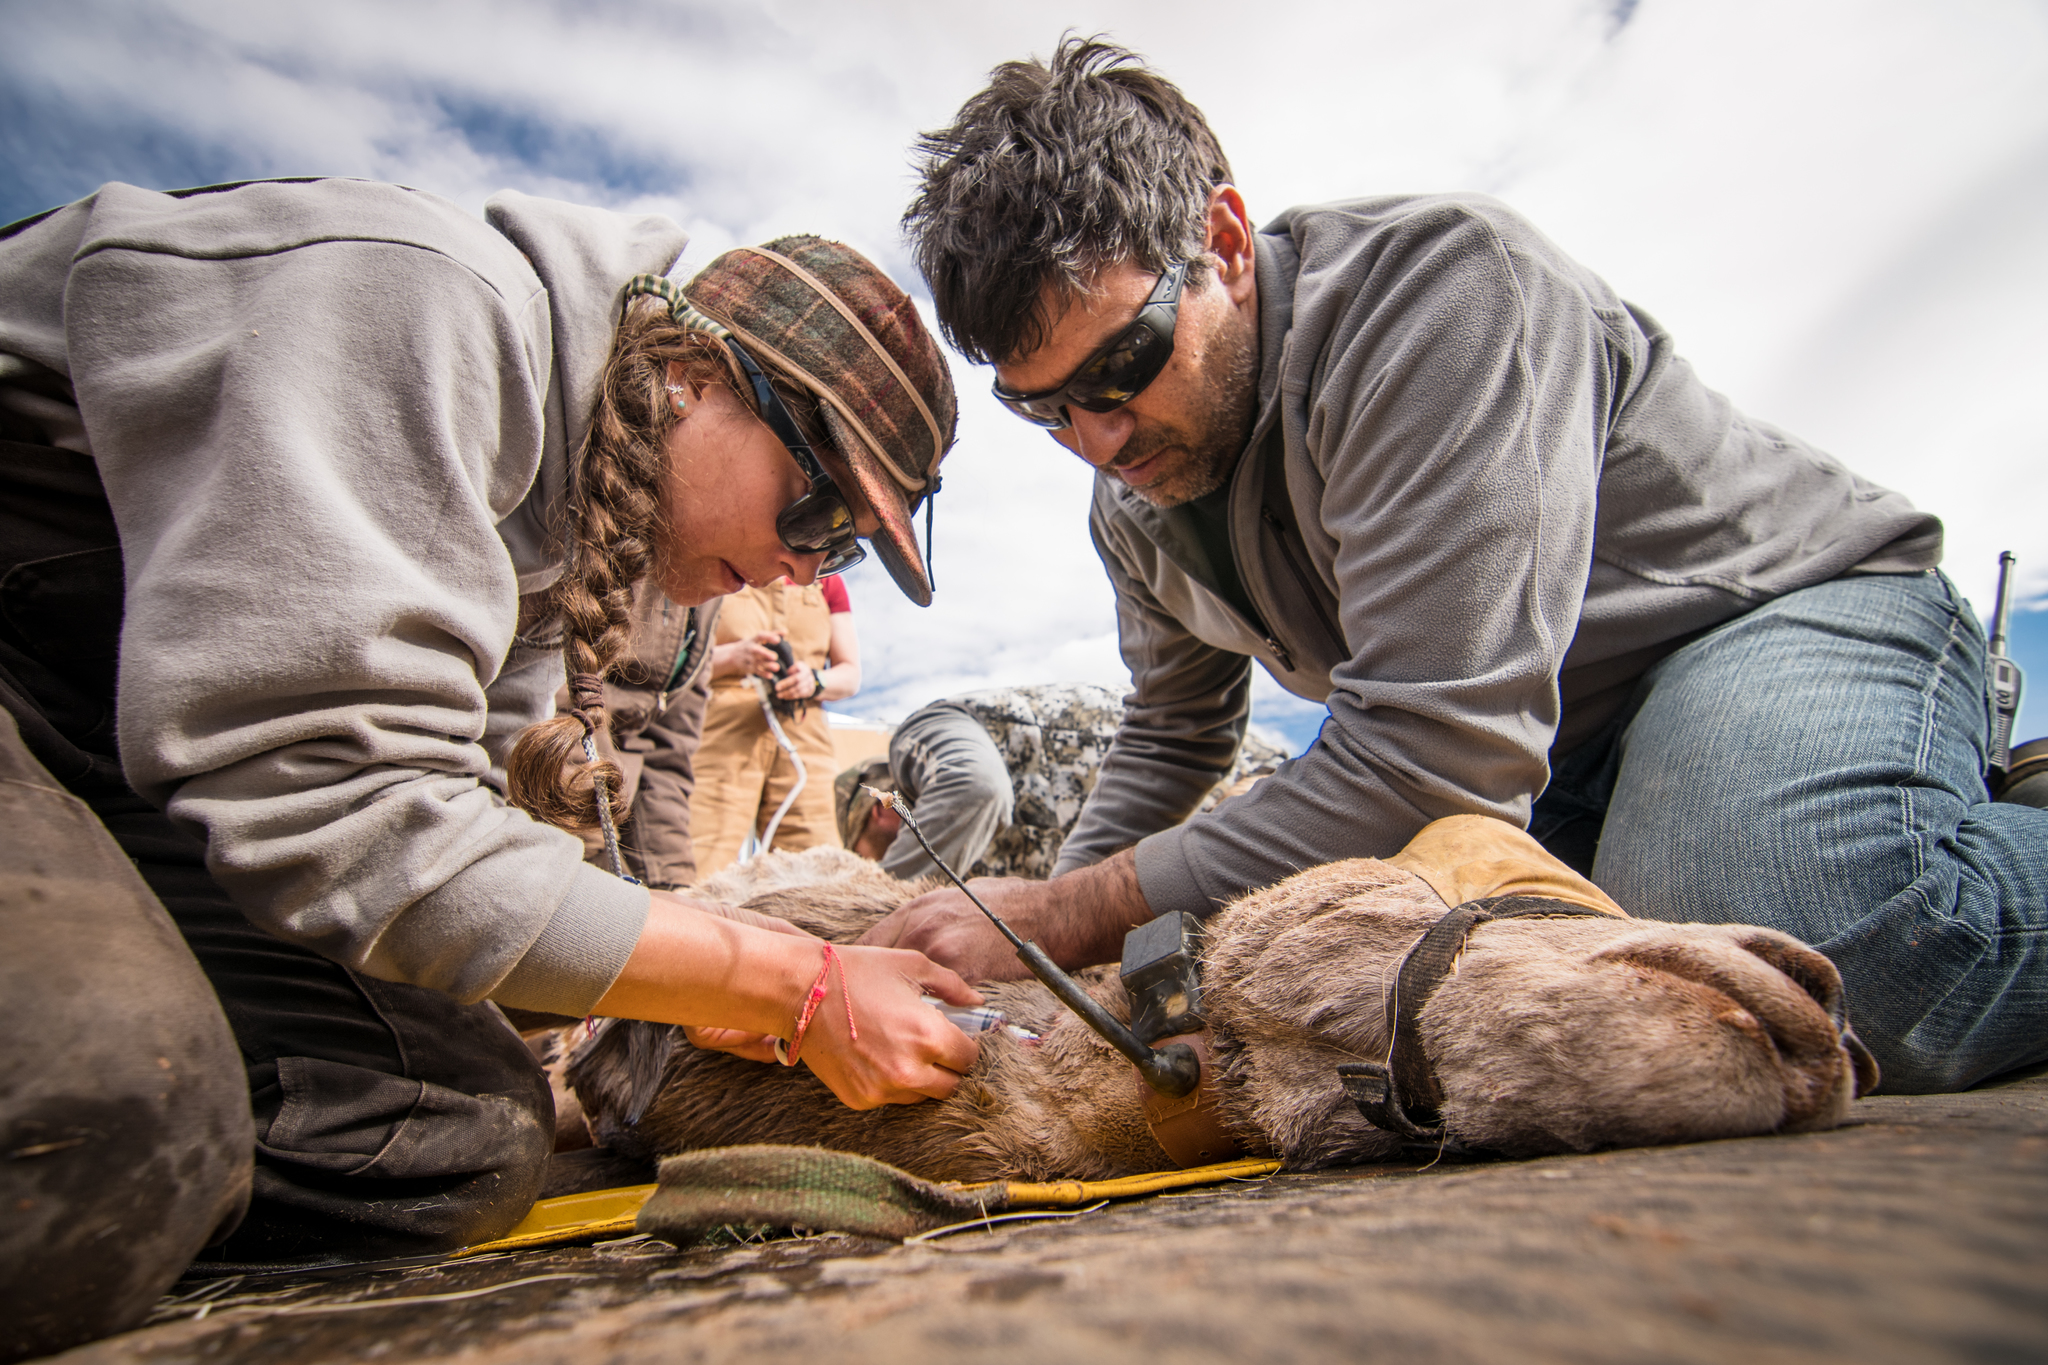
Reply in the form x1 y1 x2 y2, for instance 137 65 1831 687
1337 895 1616 1151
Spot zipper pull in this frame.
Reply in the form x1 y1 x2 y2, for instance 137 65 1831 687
656 611 702 716
1255 507 1295 671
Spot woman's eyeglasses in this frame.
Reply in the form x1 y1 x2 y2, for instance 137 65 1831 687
991 260 1186 430
723 338 866 577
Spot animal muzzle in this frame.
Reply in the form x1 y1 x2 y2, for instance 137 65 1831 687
1596 929 1878 1125
1730 930 1880 1098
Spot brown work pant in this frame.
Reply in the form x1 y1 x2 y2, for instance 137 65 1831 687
0 710 250 1361
690 687 841 877
0 438 552 1358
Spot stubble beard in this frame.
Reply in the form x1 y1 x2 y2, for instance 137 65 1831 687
1114 310 1261 509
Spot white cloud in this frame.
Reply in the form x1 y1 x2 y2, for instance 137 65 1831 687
1494 0 2048 613
7 0 2045 737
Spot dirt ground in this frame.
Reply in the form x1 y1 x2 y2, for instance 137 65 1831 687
50 1065 2048 1365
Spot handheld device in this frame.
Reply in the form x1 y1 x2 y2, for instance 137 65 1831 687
767 638 802 717
1988 551 2024 772
919 995 1038 1042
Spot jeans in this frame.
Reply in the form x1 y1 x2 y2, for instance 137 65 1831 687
1532 571 2048 1094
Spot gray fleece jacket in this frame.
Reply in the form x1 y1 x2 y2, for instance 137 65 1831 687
1053 193 1941 916
0 178 687 1014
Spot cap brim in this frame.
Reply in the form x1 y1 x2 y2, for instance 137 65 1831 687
819 406 934 607
835 756 895 845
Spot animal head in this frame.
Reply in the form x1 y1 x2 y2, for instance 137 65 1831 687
1200 859 1875 1167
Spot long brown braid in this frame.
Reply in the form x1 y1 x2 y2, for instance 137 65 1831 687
504 294 827 834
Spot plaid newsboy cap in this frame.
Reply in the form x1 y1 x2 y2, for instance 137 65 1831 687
687 237 958 606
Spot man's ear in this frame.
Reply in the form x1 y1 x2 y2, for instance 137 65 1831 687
1204 184 1257 302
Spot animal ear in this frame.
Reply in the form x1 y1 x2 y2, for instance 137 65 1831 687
1838 1022 1882 1098
565 1017 681 1127
621 1021 681 1125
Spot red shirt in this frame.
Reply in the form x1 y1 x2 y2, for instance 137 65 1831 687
821 576 851 614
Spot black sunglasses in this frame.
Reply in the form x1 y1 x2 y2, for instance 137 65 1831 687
991 260 1187 430
723 337 866 577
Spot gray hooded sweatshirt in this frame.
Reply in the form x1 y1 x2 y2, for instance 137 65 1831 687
0 178 687 1015
1052 194 1941 916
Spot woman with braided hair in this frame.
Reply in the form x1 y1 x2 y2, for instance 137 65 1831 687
0 178 965 1357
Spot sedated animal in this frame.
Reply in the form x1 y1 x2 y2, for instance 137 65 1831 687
565 823 1876 1183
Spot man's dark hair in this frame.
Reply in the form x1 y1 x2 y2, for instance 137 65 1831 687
903 35 1234 366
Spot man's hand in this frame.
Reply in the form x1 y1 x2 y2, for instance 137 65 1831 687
857 849 1154 981
858 875 1049 982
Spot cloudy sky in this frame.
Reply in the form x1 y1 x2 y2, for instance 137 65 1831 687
6 0 2046 750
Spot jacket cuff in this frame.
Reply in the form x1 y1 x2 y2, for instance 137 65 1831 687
1133 827 1222 919
489 862 650 1016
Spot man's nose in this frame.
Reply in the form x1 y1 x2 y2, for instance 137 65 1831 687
1059 405 1136 468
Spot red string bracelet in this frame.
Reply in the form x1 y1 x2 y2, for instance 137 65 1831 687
780 943 856 1067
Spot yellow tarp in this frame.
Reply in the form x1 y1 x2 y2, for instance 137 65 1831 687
451 1183 656 1256
956 1156 1283 1207
453 1156 1283 1257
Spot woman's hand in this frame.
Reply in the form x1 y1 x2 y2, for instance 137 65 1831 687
692 901 814 939
594 894 984 1109
689 944 984 1104
672 898 813 1061
787 943 984 1107
682 1024 784 1062
710 631 784 680
772 664 823 703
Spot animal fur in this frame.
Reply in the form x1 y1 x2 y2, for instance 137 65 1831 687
565 847 1871 1181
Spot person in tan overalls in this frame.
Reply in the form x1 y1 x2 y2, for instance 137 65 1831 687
691 576 860 875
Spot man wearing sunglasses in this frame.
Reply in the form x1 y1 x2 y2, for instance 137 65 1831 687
866 38 2048 1097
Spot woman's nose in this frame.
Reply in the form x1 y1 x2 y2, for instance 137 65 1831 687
779 549 827 586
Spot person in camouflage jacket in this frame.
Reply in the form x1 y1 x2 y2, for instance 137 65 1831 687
837 681 1287 881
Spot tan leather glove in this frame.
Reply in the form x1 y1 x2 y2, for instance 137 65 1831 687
1386 814 1627 918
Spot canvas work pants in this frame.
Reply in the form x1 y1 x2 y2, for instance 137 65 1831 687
0 440 551 1356
1533 570 2048 1093
691 686 841 877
